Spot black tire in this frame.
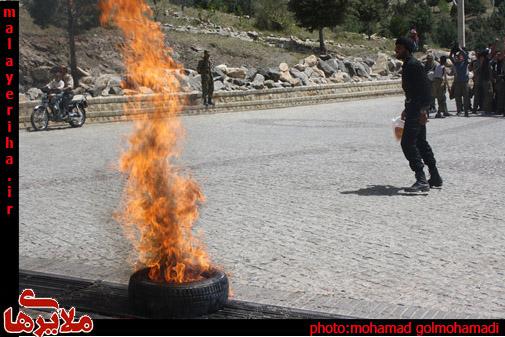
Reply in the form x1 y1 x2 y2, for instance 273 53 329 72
30 107 49 131
68 105 86 128
128 268 229 318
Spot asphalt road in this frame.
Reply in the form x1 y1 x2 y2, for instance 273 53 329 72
20 96 505 318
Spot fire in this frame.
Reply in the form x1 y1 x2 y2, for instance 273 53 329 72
100 0 212 283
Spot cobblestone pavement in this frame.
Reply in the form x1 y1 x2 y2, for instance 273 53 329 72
20 96 505 318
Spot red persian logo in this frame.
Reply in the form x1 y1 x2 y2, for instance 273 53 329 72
3 289 94 337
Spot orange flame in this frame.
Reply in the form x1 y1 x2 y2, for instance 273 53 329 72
100 0 212 283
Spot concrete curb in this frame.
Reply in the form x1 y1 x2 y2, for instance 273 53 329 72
20 80 403 128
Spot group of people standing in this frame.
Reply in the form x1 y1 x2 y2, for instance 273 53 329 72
423 40 505 118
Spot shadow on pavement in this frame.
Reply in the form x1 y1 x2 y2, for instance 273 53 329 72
341 185 428 197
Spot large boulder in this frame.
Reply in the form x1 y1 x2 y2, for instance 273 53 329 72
303 55 318 67
289 68 310 86
214 80 225 92
226 67 247 79
318 59 337 77
293 63 306 71
279 62 289 72
266 68 281 82
355 62 370 78
330 71 351 83
189 75 202 91
215 64 228 73
252 73 265 89
344 61 356 77
372 53 390 76
26 87 43 100
245 67 258 81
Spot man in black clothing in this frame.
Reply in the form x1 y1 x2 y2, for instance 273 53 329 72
395 37 443 192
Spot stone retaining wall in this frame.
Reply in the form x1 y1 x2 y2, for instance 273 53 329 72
20 80 402 127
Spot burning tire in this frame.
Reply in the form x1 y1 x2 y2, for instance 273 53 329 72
128 268 229 318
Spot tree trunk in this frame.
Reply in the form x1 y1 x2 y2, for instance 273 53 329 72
67 0 79 83
318 27 326 55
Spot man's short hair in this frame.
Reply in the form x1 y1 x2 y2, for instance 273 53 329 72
440 56 447 63
395 37 414 53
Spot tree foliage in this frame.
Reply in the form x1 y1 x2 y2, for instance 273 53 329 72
287 0 349 53
26 0 99 33
352 0 389 39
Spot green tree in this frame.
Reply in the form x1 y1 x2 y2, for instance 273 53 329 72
353 0 389 39
432 15 457 48
387 0 432 50
288 0 349 54
26 0 99 81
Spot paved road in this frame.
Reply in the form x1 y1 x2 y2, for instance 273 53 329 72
20 96 505 318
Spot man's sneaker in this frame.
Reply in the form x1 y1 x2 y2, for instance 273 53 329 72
404 181 430 192
404 171 430 193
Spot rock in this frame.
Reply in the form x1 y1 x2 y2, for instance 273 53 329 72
79 76 94 86
226 67 247 79
372 53 390 76
264 80 276 88
294 63 306 71
289 68 310 86
330 71 351 83
101 87 110 96
252 74 265 89
27 87 43 100
188 75 202 91
247 31 259 40
364 58 375 67
123 89 138 96
212 68 227 80
279 70 296 85
232 78 246 86
77 67 91 77
318 59 337 77
110 86 124 95
303 55 318 67
309 66 325 79
279 62 289 72
355 63 370 78
19 94 28 103
215 64 228 73
139 86 154 94
267 68 281 82
304 67 314 78
344 61 356 77
319 54 332 61
245 67 258 81
31 66 53 83
214 80 225 92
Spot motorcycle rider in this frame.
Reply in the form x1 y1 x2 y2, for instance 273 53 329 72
59 66 75 117
45 66 75 119
45 67 65 115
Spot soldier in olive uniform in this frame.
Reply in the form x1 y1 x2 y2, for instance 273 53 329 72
197 50 214 106
395 37 443 192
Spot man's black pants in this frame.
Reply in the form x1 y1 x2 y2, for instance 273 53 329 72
401 116 437 173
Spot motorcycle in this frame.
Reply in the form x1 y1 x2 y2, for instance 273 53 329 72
30 87 88 131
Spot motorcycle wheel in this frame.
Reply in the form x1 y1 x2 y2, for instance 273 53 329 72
31 107 49 131
68 105 86 128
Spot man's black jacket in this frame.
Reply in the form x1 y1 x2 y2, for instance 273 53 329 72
402 55 432 117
